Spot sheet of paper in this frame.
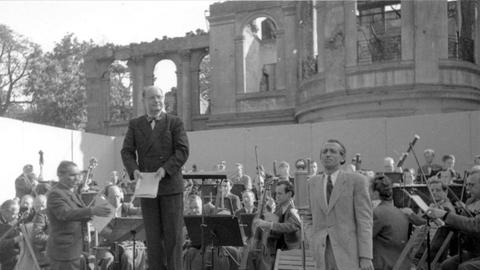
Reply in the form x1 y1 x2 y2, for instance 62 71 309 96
91 196 116 232
134 172 160 198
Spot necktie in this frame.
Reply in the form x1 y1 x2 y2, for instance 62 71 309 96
326 174 333 204
147 115 160 129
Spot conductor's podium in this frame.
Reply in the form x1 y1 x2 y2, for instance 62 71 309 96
274 249 316 270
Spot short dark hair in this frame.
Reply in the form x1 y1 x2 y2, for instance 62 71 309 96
442 154 455 163
372 175 393 201
57 161 77 177
277 180 295 197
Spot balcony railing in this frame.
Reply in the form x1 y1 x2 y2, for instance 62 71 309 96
357 34 401 64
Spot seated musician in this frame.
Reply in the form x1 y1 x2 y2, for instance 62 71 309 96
429 179 455 212
427 172 480 270
235 190 257 217
0 199 22 270
183 194 241 270
96 185 145 270
232 163 253 191
32 195 49 267
249 180 301 270
417 149 443 182
370 175 411 270
435 154 461 185
15 164 38 199
19 194 35 223
278 161 294 182
219 179 241 215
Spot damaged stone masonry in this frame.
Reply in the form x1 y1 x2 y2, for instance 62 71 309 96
85 0 480 136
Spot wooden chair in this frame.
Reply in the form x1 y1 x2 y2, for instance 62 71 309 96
393 225 428 270
273 248 317 270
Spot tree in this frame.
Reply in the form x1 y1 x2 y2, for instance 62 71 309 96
0 24 41 116
25 33 95 129
109 60 133 122
199 54 211 114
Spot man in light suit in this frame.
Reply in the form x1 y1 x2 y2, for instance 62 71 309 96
306 139 373 270
121 85 189 270
47 161 111 270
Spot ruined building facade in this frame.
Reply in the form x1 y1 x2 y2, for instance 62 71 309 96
85 0 480 136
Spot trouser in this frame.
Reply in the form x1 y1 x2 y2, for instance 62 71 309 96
141 193 183 270
325 236 338 270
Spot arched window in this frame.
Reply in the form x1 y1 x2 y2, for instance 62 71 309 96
199 54 211 115
154 59 177 115
109 60 133 122
243 16 277 92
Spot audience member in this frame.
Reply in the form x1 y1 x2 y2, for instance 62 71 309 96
15 164 38 198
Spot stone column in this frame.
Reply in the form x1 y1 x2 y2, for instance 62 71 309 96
127 57 145 117
414 0 447 83
316 1 326 73
344 0 357 67
475 0 480 64
85 59 111 134
180 50 192 130
275 29 286 91
143 56 157 86
401 0 415 61
324 1 346 92
234 35 244 93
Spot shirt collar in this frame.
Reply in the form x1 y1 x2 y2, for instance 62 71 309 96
325 170 340 185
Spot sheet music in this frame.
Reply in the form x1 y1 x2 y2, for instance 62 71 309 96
91 196 116 232
134 172 160 198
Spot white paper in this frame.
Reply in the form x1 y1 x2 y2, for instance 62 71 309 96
134 172 160 198
91 196 116 232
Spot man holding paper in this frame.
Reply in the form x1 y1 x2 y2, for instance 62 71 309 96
121 85 189 270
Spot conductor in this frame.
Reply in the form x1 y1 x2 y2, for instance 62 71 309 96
121 85 189 270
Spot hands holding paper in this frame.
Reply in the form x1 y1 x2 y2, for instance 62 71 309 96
91 204 113 217
134 168 165 181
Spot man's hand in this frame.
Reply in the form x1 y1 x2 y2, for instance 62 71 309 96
359 258 374 270
426 207 447 219
91 205 112 217
156 167 166 180
253 218 270 229
133 170 142 181
400 207 415 216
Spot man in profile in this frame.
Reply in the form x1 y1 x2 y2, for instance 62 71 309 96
121 85 189 270
306 139 373 270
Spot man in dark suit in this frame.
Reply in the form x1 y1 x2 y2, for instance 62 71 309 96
235 190 257 217
121 85 189 270
219 179 241 215
47 161 112 270
371 175 411 270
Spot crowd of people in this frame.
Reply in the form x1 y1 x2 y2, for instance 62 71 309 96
2 84 480 270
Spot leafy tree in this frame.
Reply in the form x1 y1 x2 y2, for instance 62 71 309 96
199 54 211 114
25 33 94 129
109 60 133 122
0 24 41 116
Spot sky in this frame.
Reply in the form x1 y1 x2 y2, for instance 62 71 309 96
0 0 219 91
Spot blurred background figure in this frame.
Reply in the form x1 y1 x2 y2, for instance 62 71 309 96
15 164 38 199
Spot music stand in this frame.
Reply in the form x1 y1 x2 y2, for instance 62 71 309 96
184 215 245 270
104 217 145 244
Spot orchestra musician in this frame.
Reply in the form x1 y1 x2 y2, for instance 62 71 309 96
15 164 38 199
46 161 112 270
370 175 411 270
0 199 22 270
427 171 480 270
417 149 443 182
121 85 189 270
235 190 257 217
248 180 301 270
436 154 462 185
219 179 242 215
306 139 373 270
96 185 145 270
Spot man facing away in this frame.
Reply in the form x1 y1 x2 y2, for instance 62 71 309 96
121 85 189 270
306 139 373 270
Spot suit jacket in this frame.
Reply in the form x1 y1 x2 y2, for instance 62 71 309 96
270 200 301 251
445 210 480 255
306 170 373 270
224 193 241 214
373 200 410 270
121 114 189 195
46 182 92 261
0 214 20 270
